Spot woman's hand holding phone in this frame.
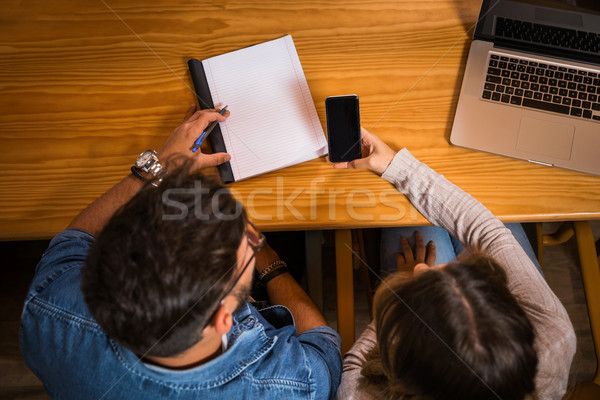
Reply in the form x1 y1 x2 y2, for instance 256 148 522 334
328 128 396 175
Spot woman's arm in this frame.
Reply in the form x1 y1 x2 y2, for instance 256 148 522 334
332 128 576 399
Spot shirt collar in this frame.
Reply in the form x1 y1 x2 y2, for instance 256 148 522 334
112 302 276 387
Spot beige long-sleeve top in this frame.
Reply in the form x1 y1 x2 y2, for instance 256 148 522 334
335 149 576 400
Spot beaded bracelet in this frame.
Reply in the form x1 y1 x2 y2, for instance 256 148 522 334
261 266 290 284
258 260 287 281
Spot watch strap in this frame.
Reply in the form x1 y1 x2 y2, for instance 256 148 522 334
131 166 150 183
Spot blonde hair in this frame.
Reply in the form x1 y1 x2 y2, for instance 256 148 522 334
359 253 538 400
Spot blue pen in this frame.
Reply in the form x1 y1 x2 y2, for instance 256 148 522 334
191 106 228 153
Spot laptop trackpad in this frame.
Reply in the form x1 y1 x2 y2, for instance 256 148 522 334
516 117 574 160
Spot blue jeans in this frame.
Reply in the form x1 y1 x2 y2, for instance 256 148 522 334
380 223 543 277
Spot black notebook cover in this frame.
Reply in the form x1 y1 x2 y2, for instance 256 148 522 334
187 58 235 183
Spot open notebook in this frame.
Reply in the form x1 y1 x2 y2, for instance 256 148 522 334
188 35 328 183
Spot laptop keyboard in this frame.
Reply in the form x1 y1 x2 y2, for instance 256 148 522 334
495 17 600 53
482 54 600 122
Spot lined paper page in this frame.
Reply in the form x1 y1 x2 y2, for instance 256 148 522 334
203 35 327 181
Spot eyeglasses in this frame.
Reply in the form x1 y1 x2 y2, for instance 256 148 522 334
201 220 265 330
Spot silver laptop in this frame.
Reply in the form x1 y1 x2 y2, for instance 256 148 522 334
450 0 600 176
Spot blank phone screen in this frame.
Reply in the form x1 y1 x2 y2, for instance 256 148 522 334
326 95 361 162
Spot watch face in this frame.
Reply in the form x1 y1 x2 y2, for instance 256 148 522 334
135 151 153 168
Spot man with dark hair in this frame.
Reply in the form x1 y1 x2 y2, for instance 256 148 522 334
20 105 342 399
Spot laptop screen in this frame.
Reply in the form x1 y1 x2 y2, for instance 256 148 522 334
474 0 600 63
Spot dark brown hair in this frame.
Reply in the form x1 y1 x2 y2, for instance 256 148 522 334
360 253 538 400
82 166 246 357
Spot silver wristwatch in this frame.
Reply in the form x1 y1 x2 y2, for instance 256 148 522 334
134 149 167 187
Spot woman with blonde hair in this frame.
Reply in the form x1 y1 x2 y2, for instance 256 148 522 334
332 128 576 400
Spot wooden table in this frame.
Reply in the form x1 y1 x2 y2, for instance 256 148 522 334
2 0 600 353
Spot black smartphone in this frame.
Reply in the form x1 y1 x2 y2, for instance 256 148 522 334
325 95 361 163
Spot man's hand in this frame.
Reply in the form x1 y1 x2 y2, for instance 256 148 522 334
328 128 396 175
396 232 436 273
68 104 231 236
158 104 231 172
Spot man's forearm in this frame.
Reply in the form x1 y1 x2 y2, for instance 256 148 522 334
67 174 143 237
66 106 231 238
265 272 328 335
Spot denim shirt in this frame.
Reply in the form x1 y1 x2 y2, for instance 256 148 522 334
20 229 342 399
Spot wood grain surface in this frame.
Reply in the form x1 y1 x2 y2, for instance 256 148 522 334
1 0 599 239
